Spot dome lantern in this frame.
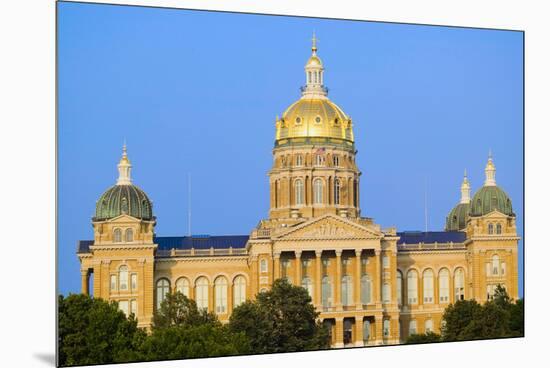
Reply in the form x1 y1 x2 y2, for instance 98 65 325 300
460 169 471 204
302 32 328 100
484 151 497 186
117 143 132 185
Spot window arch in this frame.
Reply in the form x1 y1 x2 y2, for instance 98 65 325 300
233 275 246 307
396 271 403 305
334 179 341 205
496 223 502 234
492 255 500 275
214 277 228 314
488 223 494 234
295 179 304 205
175 277 190 297
313 178 323 204
322 276 332 308
407 270 418 304
156 278 170 310
301 276 313 297
438 268 450 303
454 268 465 301
341 275 353 306
125 228 133 242
119 265 128 291
296 154 303 166
195 277 209 310
423 269 434 304
361 274 372 304
113 228 122 243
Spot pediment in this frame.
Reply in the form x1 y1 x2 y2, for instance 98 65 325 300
105 214 141 223
275 214 382 241
483 210 509 219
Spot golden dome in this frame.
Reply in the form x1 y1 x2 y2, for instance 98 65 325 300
276 98 354 142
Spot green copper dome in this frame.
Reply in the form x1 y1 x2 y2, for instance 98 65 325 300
94 184 153 221
445 202 469 231
469 185 514 217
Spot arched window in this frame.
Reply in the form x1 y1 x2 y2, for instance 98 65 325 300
119 265 128 291
214 277 228 314
260 259 268 273
363 320 371 343
341 275 353 306
308 71 312 84
131 273 137 291
382 283 391 303
492 255 500 275
425 319 433 333
156 279 170 310
295 179 304 205
233 275 246 307
396 271 403 305
334 179 341 205
296 154 303 166
454 268 465 301
195 277 209 310
496 223 502 234
302 276 313 297
125 228 133 242
361 275 372 304
409 320 417 335
113 228 122 243
313 178 323 204
353 179 358 207
423 269 434 304
322 276 332 308
438 268 450 303
407 270 418 304
333 155 339 167
488 223 494 234
175 277 190 297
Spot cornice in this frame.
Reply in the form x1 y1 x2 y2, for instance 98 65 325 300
155 256 248 263
89 244 157 251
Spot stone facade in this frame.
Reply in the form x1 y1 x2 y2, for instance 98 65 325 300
77 38 520 347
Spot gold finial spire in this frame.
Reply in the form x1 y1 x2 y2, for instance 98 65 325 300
312 32 318 53
461 169 471 203
117 143 132 185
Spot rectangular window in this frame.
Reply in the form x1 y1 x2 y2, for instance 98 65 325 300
383 320 390 337
382 283 391 303
130 299 137 316
119 300 129 316
131 274 137 291
110 275 117 291
409 320 417 336
260 259 268 273
501 263 506 276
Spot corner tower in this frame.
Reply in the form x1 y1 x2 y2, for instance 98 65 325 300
269 36 361 220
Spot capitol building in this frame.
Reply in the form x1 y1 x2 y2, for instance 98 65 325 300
77 38 520 347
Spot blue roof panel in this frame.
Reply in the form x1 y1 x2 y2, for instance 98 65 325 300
397 231 466 244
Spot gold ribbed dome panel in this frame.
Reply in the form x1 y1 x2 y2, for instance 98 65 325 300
276 98 354 142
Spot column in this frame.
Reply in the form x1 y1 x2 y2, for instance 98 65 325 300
251 256 259 295
273 252 281 282
355 316 364 346
208 283 215 313
334 317 344 348
354 249 362 309
227 281 233 315
375 315 383 345
335 250 342 309
295 250 302 286
315 250 322 307
374 250 381 305
81 269 89 295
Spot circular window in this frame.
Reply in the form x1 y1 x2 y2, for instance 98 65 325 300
295 117 302 124
315 116 322 124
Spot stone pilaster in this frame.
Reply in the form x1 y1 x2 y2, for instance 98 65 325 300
81 270 89 295
273 252 281 282
295 250 302 286
354 316 364 346
315 250 322 307
334 317 344 348
354 249 362 308
335 250 342 309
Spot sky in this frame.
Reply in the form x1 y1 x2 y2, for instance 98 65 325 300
57 2 524 297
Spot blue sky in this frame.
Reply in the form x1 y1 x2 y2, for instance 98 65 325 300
57 2 524 296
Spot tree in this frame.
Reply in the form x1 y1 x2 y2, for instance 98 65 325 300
229 278 330 353
441 286 524 341
58 294 146 366
405 331 442 344
152 292 218 329
144 291 250 361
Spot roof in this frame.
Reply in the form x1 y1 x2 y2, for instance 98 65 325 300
77 235 249 254
397 231 466 245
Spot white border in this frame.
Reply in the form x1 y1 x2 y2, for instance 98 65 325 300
1 1 548 367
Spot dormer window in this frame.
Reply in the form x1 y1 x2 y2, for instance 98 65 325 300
125 228 134 242
488 223 494 234
496 223 502 234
